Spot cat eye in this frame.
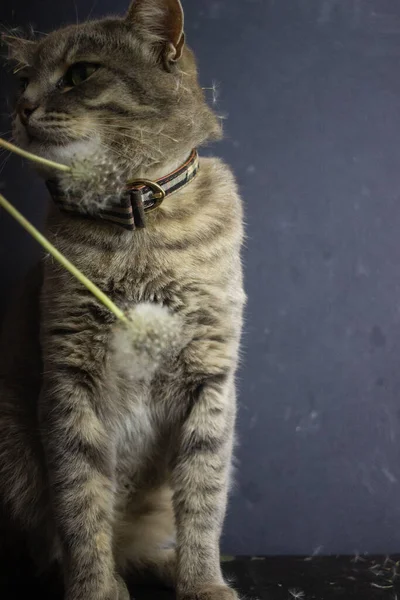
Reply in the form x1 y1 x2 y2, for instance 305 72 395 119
58 62 99 90
19 77 30 92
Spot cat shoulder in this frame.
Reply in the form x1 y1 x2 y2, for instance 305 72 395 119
198 156 243 212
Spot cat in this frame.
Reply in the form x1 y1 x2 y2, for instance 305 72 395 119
0 1 245 599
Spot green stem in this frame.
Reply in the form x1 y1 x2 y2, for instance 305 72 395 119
0 194 128 324
0 138 71 173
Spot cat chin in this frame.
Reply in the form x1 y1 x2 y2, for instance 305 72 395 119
14 119 99 167
14 123 101 170
25 138 105 181
33 139 101 167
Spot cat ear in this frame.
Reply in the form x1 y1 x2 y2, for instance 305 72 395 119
1 34 36 66
126 0 185 67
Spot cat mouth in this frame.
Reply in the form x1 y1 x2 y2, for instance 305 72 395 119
15 116 101 166
15 115 79 148
24 125 71 147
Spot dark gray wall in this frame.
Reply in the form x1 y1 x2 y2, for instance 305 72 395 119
1 0 400 556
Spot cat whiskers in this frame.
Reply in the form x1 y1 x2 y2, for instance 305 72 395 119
0 130 15 174
96 121 178 154
0 149 12 176
85 0 100 21
0 129 14 141
67 128 133 172
64 118 171 176
70 1 87 56
92 120 161 146
95 124 164 162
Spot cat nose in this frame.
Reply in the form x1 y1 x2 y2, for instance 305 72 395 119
18 100 39 125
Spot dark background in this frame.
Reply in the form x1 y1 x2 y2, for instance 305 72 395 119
1 0 400 557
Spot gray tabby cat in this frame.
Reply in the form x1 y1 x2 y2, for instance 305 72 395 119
0 1 245 599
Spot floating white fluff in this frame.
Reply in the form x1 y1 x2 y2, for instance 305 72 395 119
111 303 183 381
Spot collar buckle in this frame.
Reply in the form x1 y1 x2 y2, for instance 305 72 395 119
126 178 166 212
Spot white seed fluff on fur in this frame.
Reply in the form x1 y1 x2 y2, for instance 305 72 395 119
112 303 183 381
59 149 126 212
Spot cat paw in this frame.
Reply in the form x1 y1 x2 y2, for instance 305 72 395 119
178 584 239 600
66 576 131 600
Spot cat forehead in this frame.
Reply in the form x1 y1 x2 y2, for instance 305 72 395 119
34 20 134 67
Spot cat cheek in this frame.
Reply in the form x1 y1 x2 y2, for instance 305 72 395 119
12 116 28 147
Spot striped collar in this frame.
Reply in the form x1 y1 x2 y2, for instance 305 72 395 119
46 149 199 231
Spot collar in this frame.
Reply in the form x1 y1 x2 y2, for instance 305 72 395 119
46 149 200 231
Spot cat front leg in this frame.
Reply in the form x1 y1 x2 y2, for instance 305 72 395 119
172 370 239 600
39 371 127 600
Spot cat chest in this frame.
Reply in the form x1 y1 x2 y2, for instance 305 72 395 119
115 385 173 464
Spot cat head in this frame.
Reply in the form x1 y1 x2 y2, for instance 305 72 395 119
3 0 221 183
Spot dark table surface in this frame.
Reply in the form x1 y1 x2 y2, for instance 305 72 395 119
1 554 399 599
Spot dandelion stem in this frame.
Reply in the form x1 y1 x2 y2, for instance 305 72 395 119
0 193 128 324
0 137 71 173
